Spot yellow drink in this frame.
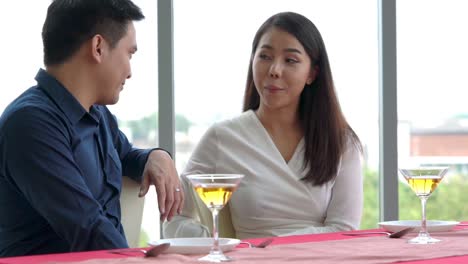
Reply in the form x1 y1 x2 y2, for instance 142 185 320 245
406 176 442 197
195 184 237 209
399 167 448 244
187 174 244 261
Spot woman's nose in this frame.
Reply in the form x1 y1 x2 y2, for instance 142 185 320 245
269 62 281 78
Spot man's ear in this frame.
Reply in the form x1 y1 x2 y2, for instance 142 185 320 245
307 65 319 85
90 34 106 63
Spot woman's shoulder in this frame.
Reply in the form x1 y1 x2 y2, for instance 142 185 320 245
344 128 362 149
212 110 257 130
206 110 260 142
340 129 363 162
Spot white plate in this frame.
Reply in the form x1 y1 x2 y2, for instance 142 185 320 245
378 220 459 232
148 237 240 255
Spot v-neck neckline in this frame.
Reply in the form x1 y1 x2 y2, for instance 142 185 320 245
247 110 304 166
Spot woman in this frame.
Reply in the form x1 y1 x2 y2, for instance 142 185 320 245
164 11 363 239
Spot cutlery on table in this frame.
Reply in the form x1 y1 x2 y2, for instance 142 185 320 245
240 238 274 248
108 243 170 257
342 227 414 238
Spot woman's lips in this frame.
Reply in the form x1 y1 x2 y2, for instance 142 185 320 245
265 85 284 92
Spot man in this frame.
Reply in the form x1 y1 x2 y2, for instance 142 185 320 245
0 0 183 257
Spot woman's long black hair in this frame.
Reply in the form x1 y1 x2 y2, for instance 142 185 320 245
243 12 361 186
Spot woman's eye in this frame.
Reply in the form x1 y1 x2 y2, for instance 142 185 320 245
259 54 271 60
286 58 299 64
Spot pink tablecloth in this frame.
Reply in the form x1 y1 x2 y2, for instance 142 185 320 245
2 225 468 264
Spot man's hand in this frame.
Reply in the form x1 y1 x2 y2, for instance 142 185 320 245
139 149 184 222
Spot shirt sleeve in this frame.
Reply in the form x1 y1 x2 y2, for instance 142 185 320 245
2 107 128 251
102 106 155 182
280 138 364 236
114 130 153 182
163 126 219 238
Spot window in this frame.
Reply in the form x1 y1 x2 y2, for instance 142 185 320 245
174 0 379 229
0 2 48 113
397 0 468 221
107 0 160 242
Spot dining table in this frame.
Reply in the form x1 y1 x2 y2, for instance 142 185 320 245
1 223 468 264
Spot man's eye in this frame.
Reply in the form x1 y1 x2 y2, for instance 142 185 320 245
259 54 271 60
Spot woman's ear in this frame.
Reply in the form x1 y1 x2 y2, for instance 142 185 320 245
307 65 319 85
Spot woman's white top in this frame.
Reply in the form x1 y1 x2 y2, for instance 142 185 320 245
164 110 363 239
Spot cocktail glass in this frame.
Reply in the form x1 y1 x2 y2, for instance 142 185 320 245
399 166 449 244
186 174 244 262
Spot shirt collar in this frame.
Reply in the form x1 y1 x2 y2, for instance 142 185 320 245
35 68 100 125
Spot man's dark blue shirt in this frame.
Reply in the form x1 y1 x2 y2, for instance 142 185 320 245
0 69 153 256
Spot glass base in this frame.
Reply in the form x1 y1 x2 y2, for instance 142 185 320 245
198 252 233 262
408 234 441 244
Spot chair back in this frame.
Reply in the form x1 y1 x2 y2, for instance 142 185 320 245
120 177 145 247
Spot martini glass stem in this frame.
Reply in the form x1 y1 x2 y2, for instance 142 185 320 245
419 196 429 237
210 208 221 255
